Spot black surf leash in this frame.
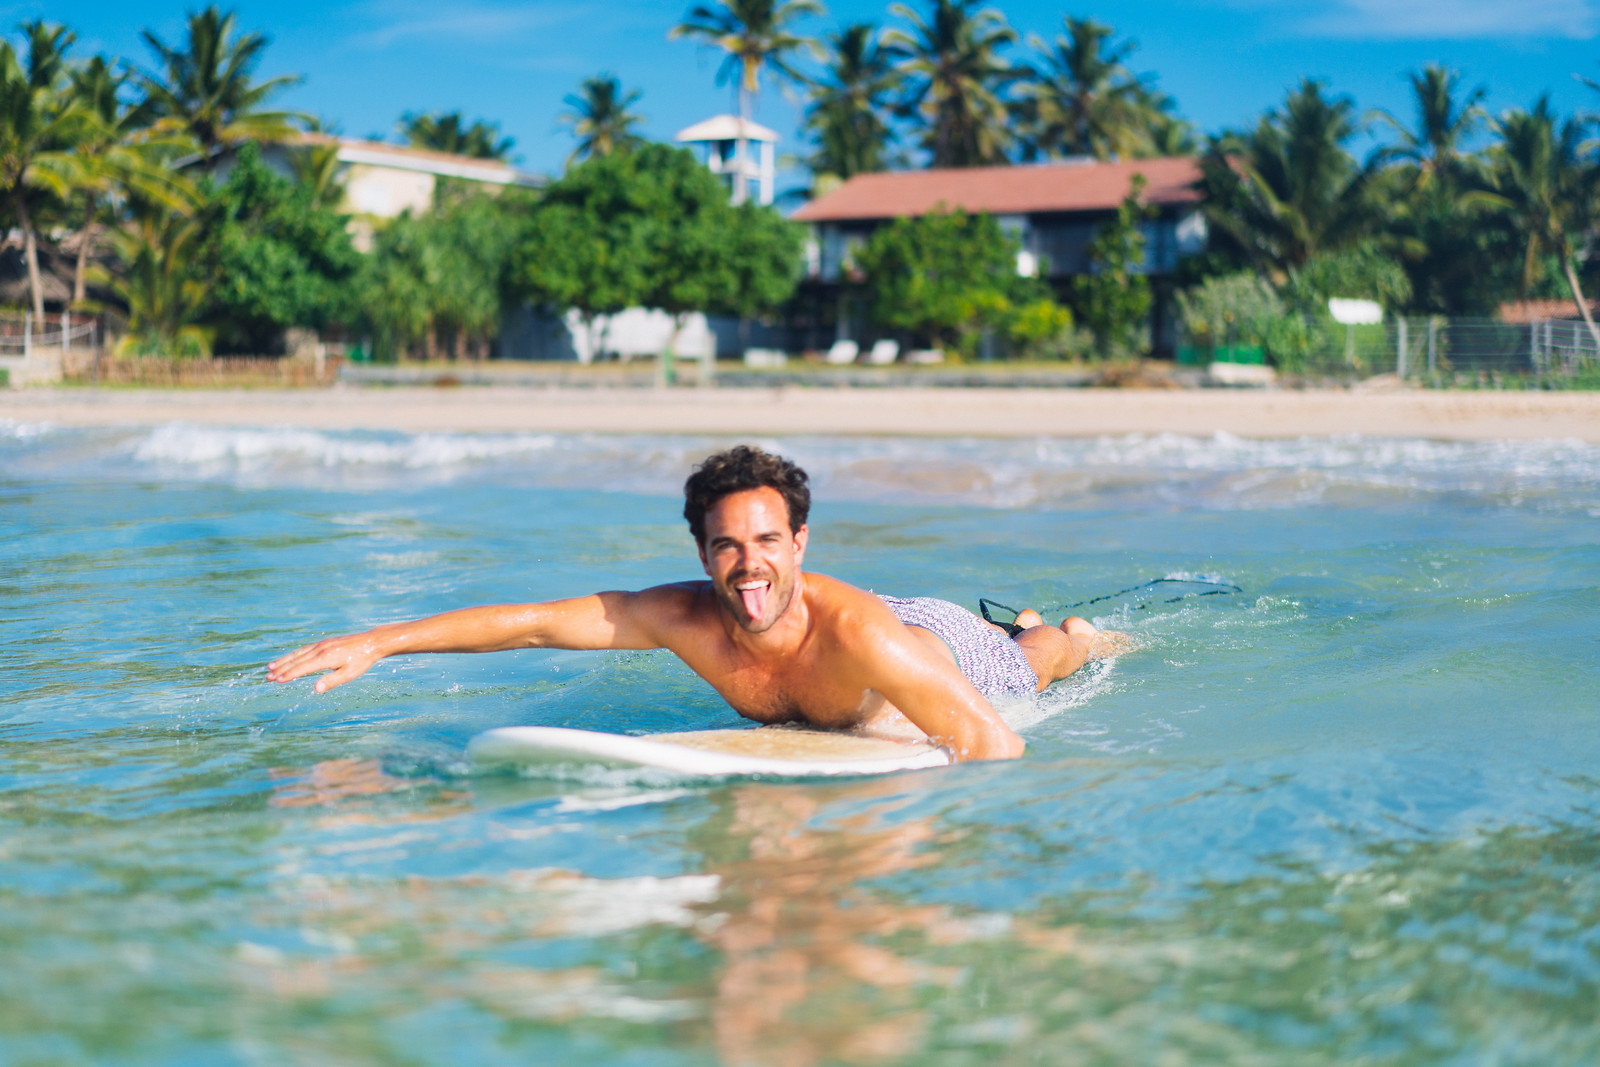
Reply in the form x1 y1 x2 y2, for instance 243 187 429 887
979 578 1243 636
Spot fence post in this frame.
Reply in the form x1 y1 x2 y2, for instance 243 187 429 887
1396 317 1408 378
23 311 30 360
1530 321 1539 371
62 310 70 366
1428 317 1437 377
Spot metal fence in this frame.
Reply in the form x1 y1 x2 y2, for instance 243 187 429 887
1181 316 1600 383
0 311 100 355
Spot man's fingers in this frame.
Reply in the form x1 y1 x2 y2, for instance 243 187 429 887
266 636 376 688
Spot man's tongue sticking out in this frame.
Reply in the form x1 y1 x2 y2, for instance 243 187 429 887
738 579 770 621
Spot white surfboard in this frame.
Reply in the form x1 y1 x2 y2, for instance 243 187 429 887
467 724 951 778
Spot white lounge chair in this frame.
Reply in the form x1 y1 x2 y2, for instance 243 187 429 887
907 349 945 365
824 340 859 365
742 348 787 368
866 339 900 365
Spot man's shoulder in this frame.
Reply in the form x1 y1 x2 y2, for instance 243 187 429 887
802 573 896 626
635 580 711 612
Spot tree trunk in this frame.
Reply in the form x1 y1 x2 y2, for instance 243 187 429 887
74 194 97 306
1562 255 1600 351
16 194 44 319
658 313 686 387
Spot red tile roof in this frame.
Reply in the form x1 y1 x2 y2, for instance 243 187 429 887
1498 299 1595 323
792 157 1202 222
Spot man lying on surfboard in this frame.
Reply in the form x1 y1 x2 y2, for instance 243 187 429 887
268 446 1122 762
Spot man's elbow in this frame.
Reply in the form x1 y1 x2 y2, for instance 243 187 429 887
956 728 1025 762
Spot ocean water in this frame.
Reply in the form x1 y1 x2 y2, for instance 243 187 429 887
2 420 1599 1066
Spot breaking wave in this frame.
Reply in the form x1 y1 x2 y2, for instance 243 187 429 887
2 421 1598 513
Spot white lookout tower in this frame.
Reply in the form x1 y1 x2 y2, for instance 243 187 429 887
675 115 779 206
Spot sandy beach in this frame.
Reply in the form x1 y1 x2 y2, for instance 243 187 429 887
4 384 1599 441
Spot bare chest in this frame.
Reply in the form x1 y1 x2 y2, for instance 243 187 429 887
681 643 882 729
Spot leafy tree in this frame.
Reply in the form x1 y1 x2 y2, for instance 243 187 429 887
1070 174 1155 353
1015 17 1169 161
855 207 1053 354
288 120 347 210
1197 80 1381 279
355 215 434 360
0 31 90 317
193 143 358 352
1373 64 1486 190
509 144 802 360
92 201 212 357
1282 243 1413 315
139 6 305 166
1175 271 1286 350
719 200 805 322
398 110 514 161
430 190 530 358
1371 66 1506 314
560 74 646 165
1483 97 1600 345
802 23 900 182
508 149 659 359
884 0 1018 168
629 145 800 349
670 0 823 203
63 54 189 305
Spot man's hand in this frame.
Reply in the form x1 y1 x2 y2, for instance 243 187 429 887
267 630 389 693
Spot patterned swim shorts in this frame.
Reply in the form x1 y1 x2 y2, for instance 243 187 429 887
879 595 1040 700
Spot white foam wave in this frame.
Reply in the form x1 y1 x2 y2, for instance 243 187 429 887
8 423 1600 512
129 424 559 471
1004 654 1123 733
0 417 52 440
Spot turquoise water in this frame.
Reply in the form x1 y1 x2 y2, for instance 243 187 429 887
3 422 1599 1065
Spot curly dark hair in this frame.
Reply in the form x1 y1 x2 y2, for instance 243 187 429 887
683 446 811 545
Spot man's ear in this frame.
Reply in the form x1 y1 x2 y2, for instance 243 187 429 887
697 539 710 575
793 524 808 564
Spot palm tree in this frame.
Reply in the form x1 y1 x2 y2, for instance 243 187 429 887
1197 79 1380 278
883 0 1018 168
1373 64 1486 192
1015 16 1162 161
1367 65 1495 313
286 118 347 209
1485 97 1600 346
63 55 190 305
669 0 824 202
139 5 305 167
93 202 212 356
559 75 645 164
397 111 514 160
0 33 90 318
801 23 899 182
21 20 72 90
1141 96 1196 156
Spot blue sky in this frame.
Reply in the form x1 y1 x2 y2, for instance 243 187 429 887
33 0 1600 188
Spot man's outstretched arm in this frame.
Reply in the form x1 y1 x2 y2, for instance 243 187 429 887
846 605 1025 762
266 587 686 693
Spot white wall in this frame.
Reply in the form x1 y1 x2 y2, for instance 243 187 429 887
564 309 715 364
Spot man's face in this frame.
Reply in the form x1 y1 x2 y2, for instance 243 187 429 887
698 487 808 634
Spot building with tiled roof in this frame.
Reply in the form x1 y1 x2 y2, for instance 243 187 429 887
789 158 1207 357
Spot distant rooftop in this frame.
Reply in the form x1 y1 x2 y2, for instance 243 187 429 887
674 115 780 144
299 133 542 187
792 157 1202 223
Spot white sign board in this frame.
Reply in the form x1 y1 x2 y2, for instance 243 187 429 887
1328 298 1382 325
